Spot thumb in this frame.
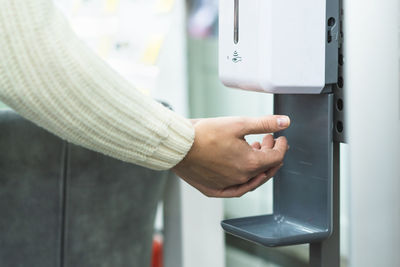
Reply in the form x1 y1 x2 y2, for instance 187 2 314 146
238 115 290 136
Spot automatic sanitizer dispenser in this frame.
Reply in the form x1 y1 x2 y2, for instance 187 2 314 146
219 0 341 247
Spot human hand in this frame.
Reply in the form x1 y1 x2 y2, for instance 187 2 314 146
172 115 290 198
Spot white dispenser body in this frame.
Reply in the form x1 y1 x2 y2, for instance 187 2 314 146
219 0 327 94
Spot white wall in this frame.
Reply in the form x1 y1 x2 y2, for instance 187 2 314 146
345 0 400 266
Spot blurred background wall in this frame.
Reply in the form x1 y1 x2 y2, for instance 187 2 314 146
0 0 399 266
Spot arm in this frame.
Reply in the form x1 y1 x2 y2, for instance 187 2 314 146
0 0 194 170
0 0 290 197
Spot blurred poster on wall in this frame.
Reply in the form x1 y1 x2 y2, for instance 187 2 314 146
54 0 189 116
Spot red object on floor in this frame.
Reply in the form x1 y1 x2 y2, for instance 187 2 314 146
151 236 163 267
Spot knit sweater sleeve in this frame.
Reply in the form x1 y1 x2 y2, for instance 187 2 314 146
0 0 195 170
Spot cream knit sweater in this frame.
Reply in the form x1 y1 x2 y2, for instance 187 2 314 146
0 0 195 170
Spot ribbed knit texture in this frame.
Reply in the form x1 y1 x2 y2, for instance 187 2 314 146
0 0 194 170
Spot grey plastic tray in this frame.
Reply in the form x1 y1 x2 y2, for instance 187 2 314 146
222 94 334 247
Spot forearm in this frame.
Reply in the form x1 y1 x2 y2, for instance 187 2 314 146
0 0 194 170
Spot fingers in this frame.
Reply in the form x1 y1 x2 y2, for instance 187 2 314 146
271 136 289 156
180 158 285 198
259 164 282 186
219 163 283 198
258 136 289 167
251 141 261 149
251 136 273 150
238 115 290 137
262 134 275 148
250 164 283 191
219 172 268 198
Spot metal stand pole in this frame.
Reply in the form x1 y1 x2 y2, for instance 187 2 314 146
310 142 340 267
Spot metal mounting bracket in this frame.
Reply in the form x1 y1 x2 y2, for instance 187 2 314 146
222 94 334 247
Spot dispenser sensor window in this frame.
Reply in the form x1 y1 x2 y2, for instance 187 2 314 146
234 0 239 44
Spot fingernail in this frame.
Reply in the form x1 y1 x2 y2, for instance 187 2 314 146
277 116 290 128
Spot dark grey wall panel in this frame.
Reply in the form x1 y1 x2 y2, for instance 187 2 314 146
0 110 167 267
0 110 65 267
63 144 167 267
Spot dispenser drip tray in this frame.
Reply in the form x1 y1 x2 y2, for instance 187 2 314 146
222 214 329 247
